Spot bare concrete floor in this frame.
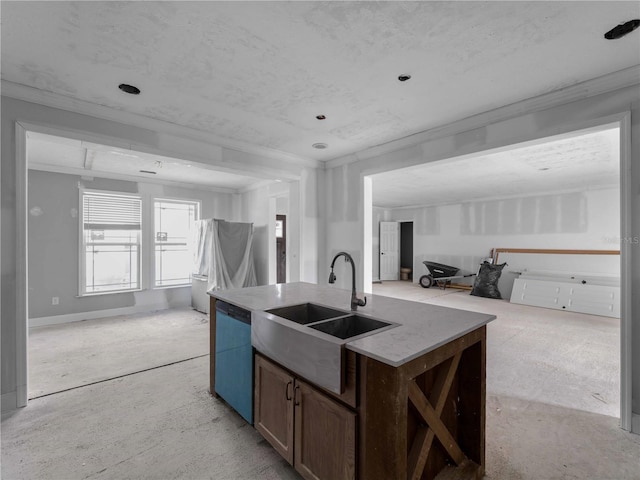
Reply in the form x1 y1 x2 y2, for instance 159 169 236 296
375 281 640 479
374 281 621 418
28 308 210 398
2 290 640 479
3 357 299 480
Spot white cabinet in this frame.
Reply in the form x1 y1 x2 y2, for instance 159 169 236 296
510 277 619 318
191 274 209 313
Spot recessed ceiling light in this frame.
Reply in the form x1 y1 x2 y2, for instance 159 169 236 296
316 115 326 120
538 167 550 171
604 19 640 40
312 143 328 149
139 170 156 174
119 83 141 95
398 74 411 82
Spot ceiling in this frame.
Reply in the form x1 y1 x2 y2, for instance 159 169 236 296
2 1 639 163
371 126 620 208
27 131 265 192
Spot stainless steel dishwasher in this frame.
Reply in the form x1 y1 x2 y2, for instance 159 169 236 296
215 300 252 424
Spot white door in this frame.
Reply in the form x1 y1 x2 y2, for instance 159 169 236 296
511 278 620 318
379 222 399 281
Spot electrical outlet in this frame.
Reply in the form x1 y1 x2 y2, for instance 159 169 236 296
52 297 59 305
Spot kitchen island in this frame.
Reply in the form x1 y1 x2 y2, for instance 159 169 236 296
209 282 495 480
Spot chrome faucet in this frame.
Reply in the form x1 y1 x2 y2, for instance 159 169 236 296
328 251 367 311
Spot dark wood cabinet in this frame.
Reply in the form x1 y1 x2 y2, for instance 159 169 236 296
211 287 488 480
254 354 356 480
294 379 356 480
254 353 294 464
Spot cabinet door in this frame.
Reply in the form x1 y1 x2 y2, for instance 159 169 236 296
254 354 294 464
294 379 356 480
510 278 563 308
565 283 620 318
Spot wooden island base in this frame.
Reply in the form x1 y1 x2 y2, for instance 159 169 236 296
209 292 489 480
358 326 486 480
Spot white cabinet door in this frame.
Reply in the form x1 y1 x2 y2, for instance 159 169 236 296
510 278 620 318
379 222 399 281
565 284 620 318
510 279 563 309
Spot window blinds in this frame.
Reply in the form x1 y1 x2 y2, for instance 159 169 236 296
83 191 142 230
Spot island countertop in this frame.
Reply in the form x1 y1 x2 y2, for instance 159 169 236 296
209 282 495 367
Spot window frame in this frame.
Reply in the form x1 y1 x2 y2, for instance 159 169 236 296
152 197 201 289
79 188 143 296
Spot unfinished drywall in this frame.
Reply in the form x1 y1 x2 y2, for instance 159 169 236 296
239 169 320 286
1 95 318 410
325 162 365 292
241 183 273 286
28 172 136 319
299 168 321 283
27 169 236 320
325 84 639 432
375 188 619 295
371 206 389 280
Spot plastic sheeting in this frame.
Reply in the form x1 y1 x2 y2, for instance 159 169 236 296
192 219 257 291
192 219 213 276
470 262 507 299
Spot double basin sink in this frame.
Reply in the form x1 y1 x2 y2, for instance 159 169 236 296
267 302 392 338
251 303 397 394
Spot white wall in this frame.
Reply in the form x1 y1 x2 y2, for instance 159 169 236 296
239 170 320 286
240 183 272 286
275 187 291 282
371 206 389 281
2 82 639 433
27 169 236 320
325 84 640 432
1 96 317 410
299 168 321 283
374 187 620 295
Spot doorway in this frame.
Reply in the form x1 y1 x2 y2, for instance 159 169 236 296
400 222 413 281
276 215 287 284
366 119 628 426
379 221 399 281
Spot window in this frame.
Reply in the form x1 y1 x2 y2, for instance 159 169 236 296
154 199 199 287
81 191 142 294
275 219 284 238
80 191 200 294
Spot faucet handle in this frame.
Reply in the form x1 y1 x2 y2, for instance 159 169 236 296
357 296 367 307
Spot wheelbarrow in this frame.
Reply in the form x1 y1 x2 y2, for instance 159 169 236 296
419 261 476 289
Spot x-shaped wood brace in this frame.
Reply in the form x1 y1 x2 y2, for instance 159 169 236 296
407 351 464 480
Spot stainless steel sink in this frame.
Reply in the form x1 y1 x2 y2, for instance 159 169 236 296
252 303 397 394
265 302 347 325
308 315 392 339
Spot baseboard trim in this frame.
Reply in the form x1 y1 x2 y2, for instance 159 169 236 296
28 303 186 327
1 391 17 413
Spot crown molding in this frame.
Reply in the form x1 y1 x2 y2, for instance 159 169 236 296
1 80 320 170
326 65 640 169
